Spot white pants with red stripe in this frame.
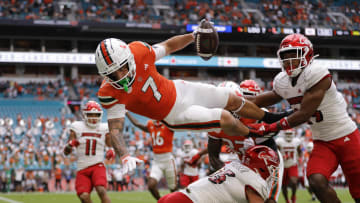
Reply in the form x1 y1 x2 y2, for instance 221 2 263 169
163 80 230 132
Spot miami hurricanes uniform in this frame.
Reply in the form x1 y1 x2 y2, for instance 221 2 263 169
146 120 177 190
70 121 109 195
180 148 200 187
276 137 301 185
208 130 284 201
98 41 231 132
273 62 360 198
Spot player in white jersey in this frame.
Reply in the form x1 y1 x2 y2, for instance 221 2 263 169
276 129 302 203
158 145 280 203
186 80 284 202
246 33 360 203
179 140 200 187
64 101 115 203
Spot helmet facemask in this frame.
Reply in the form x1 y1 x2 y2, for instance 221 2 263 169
104 57 136 92
183 140 193 153
278 46 309 78
83 112 103 128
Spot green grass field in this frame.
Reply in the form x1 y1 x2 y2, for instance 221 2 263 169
0 188 353 203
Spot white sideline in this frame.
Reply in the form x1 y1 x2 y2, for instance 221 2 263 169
0 196 22 203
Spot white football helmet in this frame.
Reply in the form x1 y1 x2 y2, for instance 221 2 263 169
95 38 136 92
306 142 314 153
183 140 193 153
217 81 242 96
284 128 295 142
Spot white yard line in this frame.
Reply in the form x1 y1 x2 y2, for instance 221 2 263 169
0 196 22 203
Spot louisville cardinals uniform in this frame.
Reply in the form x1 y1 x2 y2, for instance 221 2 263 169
71 121 109 195
273 62 360 198
208 130 283 201
181 161 269 203
180 148 200 187
276 136 301 185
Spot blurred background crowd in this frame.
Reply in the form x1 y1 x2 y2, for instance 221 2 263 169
0 0 359 29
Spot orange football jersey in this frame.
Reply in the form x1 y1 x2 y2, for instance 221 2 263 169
98 41 176 121
147 120 174 154
208 131 251 159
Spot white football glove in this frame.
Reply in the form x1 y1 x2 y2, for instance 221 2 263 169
121 154 143 174
243 138 255 150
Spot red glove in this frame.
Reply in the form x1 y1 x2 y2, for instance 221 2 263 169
106 149 115 160
186 153 201 166
248 117 291 137
67 139 80 148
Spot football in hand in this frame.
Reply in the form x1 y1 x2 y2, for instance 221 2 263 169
194 19 219 61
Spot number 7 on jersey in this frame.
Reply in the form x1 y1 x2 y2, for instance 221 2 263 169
141 76 162 101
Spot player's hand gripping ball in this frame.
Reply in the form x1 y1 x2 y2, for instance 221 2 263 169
194 19 219 61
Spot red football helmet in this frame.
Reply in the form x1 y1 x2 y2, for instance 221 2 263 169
242 145 280 180
239 80 261 96
218 81 242 97
277 34 314 77
82 101 103 128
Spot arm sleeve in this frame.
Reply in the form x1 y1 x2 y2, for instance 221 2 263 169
152 44 167 61
106 104 126 119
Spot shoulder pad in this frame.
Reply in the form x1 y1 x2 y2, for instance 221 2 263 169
273 72 288 93
304 63 330 90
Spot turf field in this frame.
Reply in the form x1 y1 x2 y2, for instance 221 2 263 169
0 188 353 203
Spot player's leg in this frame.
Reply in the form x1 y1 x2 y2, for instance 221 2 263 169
307 141 340 203
282 170 289 203
163 81 249 135
158 191 193 203
91 164 110 203
173 80 290 122
288 165 299 203
164 158 178 192
225 92 264 120
337 130 360 202
94 186 111 203
289 176 298 203
148 162 162 200
75 170 93 203
164 104 250 136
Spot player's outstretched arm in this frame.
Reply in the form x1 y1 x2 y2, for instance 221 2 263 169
64 130 78 155
248 77 331 137
155 33 194 56
108 117 128 157
208 137 224 172
245 90 283 108
125 112 149 133
286 77 331 127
